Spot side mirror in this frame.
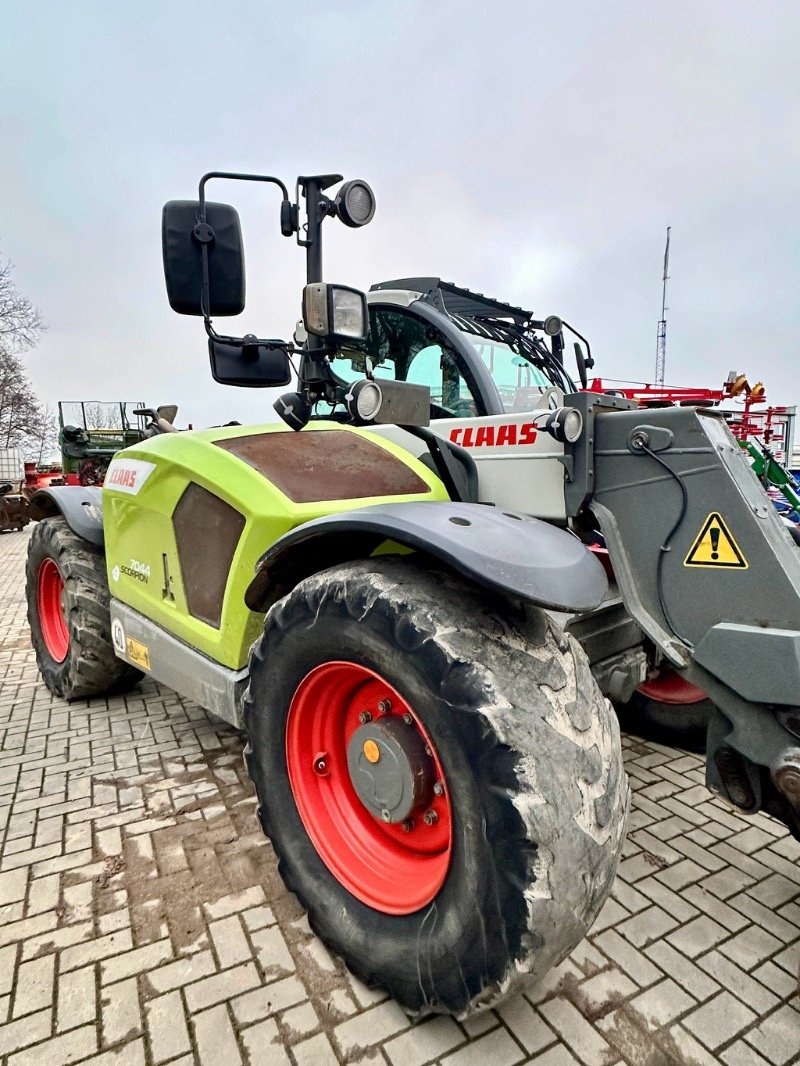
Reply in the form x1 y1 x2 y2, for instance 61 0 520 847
156 405 179 425
209 337 292 388
574 342 588 389
162 200 245 316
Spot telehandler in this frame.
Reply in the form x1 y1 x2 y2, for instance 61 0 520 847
25 170 800 1016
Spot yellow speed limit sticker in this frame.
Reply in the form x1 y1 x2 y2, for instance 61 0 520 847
126 636 151 670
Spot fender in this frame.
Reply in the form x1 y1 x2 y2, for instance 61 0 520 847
27 487 104 547
245 501 608 613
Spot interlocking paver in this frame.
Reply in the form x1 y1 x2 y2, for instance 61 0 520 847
718 925 784 971
0 1010 51 1057
742 1003 800 1064
667 1025 721 1066
2 527 799 1065
440 1026 525 1066
240 1017 292 1065
573 968 637 1017
100 978 141 1047
538 997 615 1065
627 978 694 1031
191 1005 242 1064
683 990 758 1049
145 992 190 1063
666 913 729 958
698 951 780 1015
100 940 173 986
721 1041 774 1066
184 962 260 1013
291 1031 339 1066
6 1023 97 1066
333 999 410 1054
231 976 306 1025
644 941 720 1002
498 995 557 1054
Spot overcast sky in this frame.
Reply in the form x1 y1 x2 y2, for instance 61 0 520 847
1 1 799 428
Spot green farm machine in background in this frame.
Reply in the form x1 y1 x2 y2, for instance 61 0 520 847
23 169 800 1014
58 400 178 485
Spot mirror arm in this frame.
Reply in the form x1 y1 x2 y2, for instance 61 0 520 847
561 319 594 368
198 171 290 208
201 311 289 353
204 317 292 355
196 173 294 320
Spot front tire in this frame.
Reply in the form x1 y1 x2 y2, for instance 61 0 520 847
244 558 628 1016
26 517 143 699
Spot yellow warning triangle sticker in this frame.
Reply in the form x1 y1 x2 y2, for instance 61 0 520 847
684 512 748 569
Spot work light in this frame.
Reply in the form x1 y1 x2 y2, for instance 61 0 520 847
344 380 383 423
543 315 563 337
335 180 376 228
273 390 311 431
543 407 583 443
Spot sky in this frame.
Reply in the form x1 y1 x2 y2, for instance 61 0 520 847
1 1 799 430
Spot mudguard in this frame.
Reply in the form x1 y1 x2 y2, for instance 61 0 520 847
245 500 608 613
27 487 104 547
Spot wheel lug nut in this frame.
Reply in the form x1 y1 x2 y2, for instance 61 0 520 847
378 699 392 714
358 711 372 724
380 809 391 822
402 819 414 832
423 809 438 825
433 781 444 796
403 712 413 725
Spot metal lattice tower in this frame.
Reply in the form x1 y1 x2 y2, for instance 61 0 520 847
655 226 671 386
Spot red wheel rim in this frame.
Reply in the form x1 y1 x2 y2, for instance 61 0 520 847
638 668 707 705
37 558 69 663
286 662 453 915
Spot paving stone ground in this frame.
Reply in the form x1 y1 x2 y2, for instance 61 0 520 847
1 527 799 1065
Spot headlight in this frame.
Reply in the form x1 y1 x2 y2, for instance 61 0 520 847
303 283 368 343
330 288 367 339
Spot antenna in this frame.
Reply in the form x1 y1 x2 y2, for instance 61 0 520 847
655 226 671 386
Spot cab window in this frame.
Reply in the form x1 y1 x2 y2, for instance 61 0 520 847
466 341 552 411
332 306 486 419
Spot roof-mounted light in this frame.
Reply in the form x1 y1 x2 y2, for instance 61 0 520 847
335 179 376 228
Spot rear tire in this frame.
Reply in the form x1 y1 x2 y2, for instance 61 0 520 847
244 558 628 1016
617 669 712 753
26 517 143 699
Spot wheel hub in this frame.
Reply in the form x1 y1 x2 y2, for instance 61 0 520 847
285 661 453 914
347 716 434 823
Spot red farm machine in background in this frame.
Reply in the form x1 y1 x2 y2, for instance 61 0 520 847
586 371 798 507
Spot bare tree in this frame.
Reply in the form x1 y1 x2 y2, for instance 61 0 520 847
0 250 46 455
25 403 59 463
0 350 44 449
0 256 43 356
82 402 123 430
